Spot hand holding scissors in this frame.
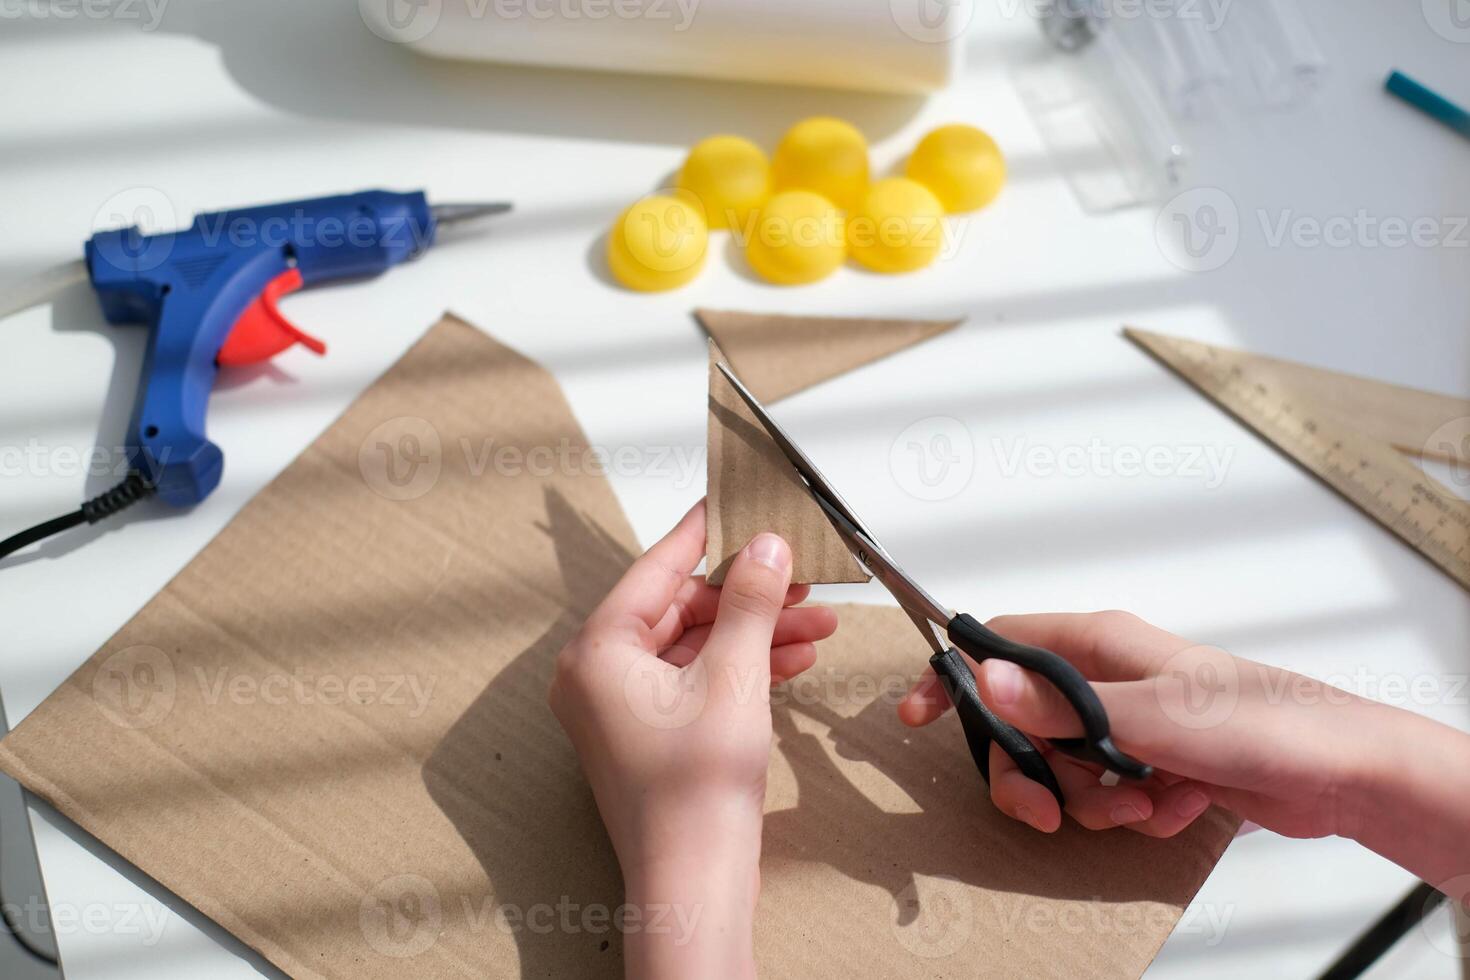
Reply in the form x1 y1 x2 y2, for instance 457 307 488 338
717 361 1151 808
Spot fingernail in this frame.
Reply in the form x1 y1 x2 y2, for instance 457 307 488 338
1015 804 1044 832
746 533 790 571
1110 804 1146 825
988 661 1024 706
1176 789 1210 820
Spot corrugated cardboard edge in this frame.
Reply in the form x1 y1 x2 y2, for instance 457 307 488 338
693 308 964 402
0 750 320 976
706 338 866 585
0 315 1243 978
0 312 496 980
754 602 1243 978
697 309 963 585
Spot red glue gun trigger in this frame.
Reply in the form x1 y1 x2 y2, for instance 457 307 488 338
216 268 326 367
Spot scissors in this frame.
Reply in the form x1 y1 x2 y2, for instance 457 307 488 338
716 361 1151 806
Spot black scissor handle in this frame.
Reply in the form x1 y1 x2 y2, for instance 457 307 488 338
946 613 1152 781
930 647 1064 806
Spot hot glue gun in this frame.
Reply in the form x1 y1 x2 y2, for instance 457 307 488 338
0 189 509 562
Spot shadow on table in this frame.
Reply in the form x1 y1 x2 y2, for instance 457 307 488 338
423 486 1207 978
141 1 925 147
29 800 287 980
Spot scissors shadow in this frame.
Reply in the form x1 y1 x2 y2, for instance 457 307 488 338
424 486 632 979
761 630 1232 922
423 489 1226 977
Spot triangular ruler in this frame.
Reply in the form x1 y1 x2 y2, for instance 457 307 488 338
1127 328 1470 591
700 311 963 584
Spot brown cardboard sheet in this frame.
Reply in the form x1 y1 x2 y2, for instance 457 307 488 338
698 310 961 585
706 338 865 585
694 308 963 402
0 315 1237 978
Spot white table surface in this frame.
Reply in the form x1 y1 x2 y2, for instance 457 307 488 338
1 1 1467 977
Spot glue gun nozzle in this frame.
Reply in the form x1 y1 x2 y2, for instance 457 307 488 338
430 201 513 228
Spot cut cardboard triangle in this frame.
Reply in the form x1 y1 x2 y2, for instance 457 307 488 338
707 339 866 584
695 308 963 402
701 310 963 584
0 315 1239 980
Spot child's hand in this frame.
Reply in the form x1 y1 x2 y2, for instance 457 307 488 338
549 502 836 978
898 612 1435 835
898 611 1470 910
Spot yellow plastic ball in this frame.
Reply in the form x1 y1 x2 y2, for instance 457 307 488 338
607 193 708 292
847 177 945 274
771 117 870 212
676 135 770 231
905 123 1006 213
744 190 846 285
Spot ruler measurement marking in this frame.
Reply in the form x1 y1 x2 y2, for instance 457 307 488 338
1129 330 1470 590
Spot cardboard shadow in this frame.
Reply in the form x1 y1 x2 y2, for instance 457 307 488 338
423 487 634 978
423 487 1219 977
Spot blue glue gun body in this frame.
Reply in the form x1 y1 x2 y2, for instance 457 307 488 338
85 189 437 507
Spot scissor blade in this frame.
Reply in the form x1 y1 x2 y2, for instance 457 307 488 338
715 360 955 629
810 493 955 630
715 361 882 547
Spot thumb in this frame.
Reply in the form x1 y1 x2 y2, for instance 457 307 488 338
976 659 1210 774
704 533 792 686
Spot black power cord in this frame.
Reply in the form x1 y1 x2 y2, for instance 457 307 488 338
0 472 154 562
1317 880 1448 979
0 871 57 967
